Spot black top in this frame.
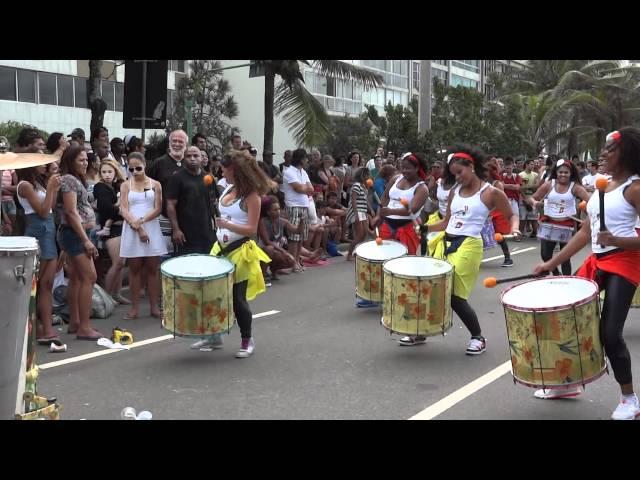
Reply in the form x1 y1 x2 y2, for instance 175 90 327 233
146 153 182 216
165 168 214 249
93 181 123 224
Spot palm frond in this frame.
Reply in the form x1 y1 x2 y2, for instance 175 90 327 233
311 60 384 89
274 79 331 146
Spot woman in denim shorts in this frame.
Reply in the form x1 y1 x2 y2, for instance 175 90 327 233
16 162 62 344
56 145 102 340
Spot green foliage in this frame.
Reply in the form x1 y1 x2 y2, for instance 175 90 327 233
167 60 239 155
317 113 378 159
0 121 49 149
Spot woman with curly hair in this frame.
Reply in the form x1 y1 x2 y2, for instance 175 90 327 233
407 145 520 353
192 150 272 358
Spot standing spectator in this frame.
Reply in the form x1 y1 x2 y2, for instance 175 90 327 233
345 168 373 261
372 164 397 212
119 153 166 319
200 149 211 173
343 150 363 206
93 159 129 304
317 154 338 198
518 159 539 237
230 133 243 150
166 146 215 255
192 132 207 151
57 145 102 340
332 156 347 205
16 158 61 344
125 136 146 157
282 148 314 272
110 137 128 176
386 151 397 168
90 126 110 148
260 151 282 184
146 129 187 253
16 128 46 150
279 150 292 174
67 128 88 151
1 168 18 234
93 140 110 161
46 132 69 156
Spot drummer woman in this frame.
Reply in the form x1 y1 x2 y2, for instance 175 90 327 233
526 159 590 275
426 155 456 225
378 153 430 255
197 149 272 358
533 127 640 420
402 145 520 352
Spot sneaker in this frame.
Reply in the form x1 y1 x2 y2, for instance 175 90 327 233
235 337 255 358
534 386 582 400
611 395 640 420
398 336 427 346
190 335 224 351
265 281 272 287
501 258 514 267
356 299 379 308
465 337 486 355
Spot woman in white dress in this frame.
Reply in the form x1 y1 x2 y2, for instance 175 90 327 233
119 152 166 320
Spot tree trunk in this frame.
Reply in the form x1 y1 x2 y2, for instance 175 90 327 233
88 60 107 139
263 63 275 164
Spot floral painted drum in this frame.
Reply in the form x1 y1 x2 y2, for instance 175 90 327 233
381 256 453 336
632 287 640 308
354 240 407 302
501 276 606 390
161 255 235 337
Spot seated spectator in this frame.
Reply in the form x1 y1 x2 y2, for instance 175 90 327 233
304 193 325 254
345 168 373 261
257 195 300 280
325 191 347 242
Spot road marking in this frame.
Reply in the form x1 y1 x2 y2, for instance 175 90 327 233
409 361 512 420
482 247 536 263
39 310 281 370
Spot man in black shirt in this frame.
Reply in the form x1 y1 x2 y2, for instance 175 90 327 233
166 146 215 255
146 129 187 252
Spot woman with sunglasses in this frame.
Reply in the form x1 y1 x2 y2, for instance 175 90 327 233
525 159 590 276
532 128 640 419
119 153 166 320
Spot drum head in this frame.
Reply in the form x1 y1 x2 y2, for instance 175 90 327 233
0 236 38 252
384 255 453 277
502 276 598 310
161 254 234 280
354 240 407 261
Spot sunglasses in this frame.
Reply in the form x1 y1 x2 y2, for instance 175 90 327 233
128 166 144 173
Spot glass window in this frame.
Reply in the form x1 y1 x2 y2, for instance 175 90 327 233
38 72 57 105
394 90 402 105
400 61 407 76
58 75 74 106
17 70 36 103
177 61 186 73
102 80 115 110
74 77 86 108
343 80 353 100
383 60 391 71
354 83 362 101
316 75 327 95
393 75 402 87
393 61 402 74
376 88 385 106
362 88 371 105
326 77 336 97
335 99 344 112
304 70 314 87
115 82 124 111
0 66 16 101
166 90 173 116
400 92 408 106
385 73 393 85
326 97 335 111
401 77 408 89
412 62 420 90
336 79 344 98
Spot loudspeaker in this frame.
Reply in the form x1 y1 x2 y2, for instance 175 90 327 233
123 60 168 129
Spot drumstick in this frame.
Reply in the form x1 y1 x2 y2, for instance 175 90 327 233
596 177 608 248
494 233 520 242
483 274 543 288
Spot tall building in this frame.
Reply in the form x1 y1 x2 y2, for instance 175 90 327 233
482 60 528 100
0 60 184 143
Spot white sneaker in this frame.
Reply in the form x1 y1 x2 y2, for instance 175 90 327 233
611 396 640 420
235 337 255 358
534 386 582 400
465 337 486 355
190 335 224 351
398 336 427 346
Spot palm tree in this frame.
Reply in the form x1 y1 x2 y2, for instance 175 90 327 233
256 60 384 162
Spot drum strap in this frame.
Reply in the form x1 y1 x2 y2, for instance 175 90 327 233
215 237 251 257
444 234 468 256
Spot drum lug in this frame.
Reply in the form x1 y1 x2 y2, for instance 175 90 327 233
14 265 26 285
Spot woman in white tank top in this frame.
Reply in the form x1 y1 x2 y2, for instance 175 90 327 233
411 146 520 354
527 159 590 275
378 153 429 256
533 128 640 419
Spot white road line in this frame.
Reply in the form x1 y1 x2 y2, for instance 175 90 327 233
481 246 536 263
409 361 512 420
39 310 280 370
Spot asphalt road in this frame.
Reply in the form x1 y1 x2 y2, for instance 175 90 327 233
36 237 640 420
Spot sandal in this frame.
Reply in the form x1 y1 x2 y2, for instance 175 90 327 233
123 312 138 320
37 336 63 346
76 333 104 341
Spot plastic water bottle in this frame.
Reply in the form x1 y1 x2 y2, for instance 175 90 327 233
136 410 152 420
120 407 137 420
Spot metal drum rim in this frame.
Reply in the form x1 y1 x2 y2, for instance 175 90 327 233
382 255 454 279
160 254 235 280
500 275 599 312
